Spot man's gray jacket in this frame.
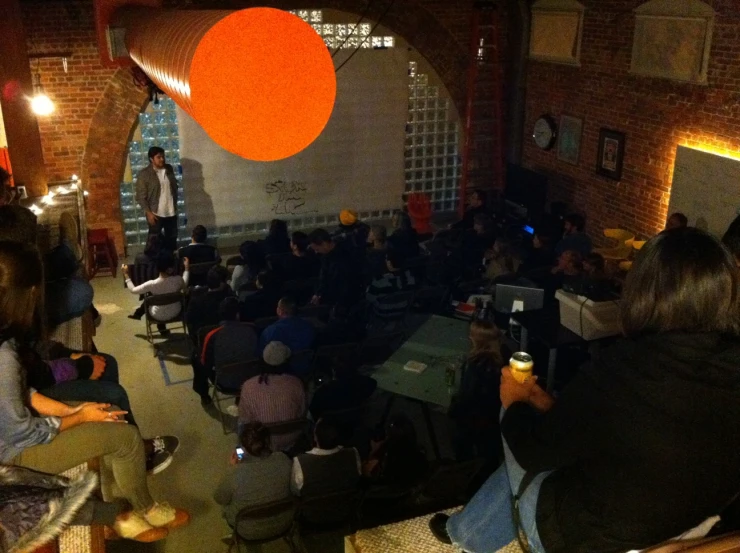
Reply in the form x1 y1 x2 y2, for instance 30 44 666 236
135 164 178 215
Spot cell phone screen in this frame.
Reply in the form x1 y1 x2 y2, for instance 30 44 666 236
235 447 245 461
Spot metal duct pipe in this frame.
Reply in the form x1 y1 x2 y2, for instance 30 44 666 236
113 7 336 161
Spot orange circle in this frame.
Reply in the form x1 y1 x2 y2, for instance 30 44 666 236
190 8 336 162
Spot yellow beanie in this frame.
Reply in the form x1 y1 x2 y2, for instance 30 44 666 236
339 209 358 226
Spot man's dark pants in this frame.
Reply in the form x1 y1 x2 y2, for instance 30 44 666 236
148 215 178 252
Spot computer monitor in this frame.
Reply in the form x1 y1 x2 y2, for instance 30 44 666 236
495 284 545 313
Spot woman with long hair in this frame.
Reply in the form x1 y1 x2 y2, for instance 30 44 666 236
0 241 189 542
449 320 505 462
431 227 740 553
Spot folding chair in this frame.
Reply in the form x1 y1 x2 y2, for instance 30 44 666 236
229 497 298 553
263 417 312 455
143 292 187 354
185 260 219 287
212 358 263 434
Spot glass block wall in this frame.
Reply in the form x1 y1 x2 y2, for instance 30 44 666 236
120 97 186 248
119 10 460 249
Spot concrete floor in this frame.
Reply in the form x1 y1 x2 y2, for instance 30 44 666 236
89 272 457 552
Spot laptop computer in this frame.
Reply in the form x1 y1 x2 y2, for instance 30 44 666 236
494 284 545 314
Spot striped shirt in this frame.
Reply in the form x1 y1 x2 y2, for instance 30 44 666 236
366 269 416 320
238 373 306 452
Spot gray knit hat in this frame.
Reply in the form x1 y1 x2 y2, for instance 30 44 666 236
263 341 291 366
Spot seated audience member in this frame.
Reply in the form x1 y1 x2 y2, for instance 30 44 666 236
186 265 232 342
461 214 496 276
230 240 266 298
484 238 518 280
366 224 389 278
309 229 362 309
259 297 316 376
239 270 281 322
0 241 189 542
196 297 258 405
363 414 428 490
178 224 220 265
552 249 583 293
665 212 688 231
129 234 163 287
309 363 377 420
214 422 293 541
366 250 417 323
44 239 94 328
238 342 306 452
517 230 556 277
124 253 189 333
291 419 361 511
451 190 487 230
333 209 370 252
0 188 38 245
449 320 504 462
430 226 740 553
262 218 291 256
24 347 178 473
284 231 321 282
388 211 421 258
178 225 220 288
554 213 592 258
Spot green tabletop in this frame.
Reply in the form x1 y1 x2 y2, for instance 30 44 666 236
373 315 471 410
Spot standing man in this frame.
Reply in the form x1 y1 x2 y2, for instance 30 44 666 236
136 146 179 251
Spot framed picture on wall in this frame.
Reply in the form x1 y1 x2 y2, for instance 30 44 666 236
557 115 583 165
597 128 626 180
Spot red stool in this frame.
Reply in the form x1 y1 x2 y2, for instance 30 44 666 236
407 192 434 235
87 229 118 278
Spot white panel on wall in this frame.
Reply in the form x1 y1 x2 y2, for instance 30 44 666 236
668 145 740 237
177 47 409 229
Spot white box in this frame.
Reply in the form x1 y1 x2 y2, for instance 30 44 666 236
555 290 621 340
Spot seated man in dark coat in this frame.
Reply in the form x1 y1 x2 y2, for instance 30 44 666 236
178 225 220 287
194 297 258 405
185 265 233 345
290 418 361 524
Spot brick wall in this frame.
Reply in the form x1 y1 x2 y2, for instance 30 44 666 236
522 0 740 244
19 0 475 254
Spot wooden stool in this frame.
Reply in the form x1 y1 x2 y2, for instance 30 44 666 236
87 229 118 278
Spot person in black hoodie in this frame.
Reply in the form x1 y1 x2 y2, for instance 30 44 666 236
430 227 740 553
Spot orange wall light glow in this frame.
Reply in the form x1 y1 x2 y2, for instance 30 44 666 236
125 8 336 162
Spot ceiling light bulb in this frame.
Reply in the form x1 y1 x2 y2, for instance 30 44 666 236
71 174 78 181
31 94 54 116
83 190 89 196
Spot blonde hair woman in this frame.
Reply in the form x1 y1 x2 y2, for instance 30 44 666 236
0 241 189 542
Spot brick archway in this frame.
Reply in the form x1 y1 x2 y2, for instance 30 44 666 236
81 1 467 252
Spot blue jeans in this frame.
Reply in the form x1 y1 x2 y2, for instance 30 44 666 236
40 354 137 426
447 410 553 553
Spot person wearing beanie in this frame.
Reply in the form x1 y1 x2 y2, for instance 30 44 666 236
333 209 370 253
238 341 306 452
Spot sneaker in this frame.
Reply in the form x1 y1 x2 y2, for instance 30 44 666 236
225 405 239 417
429 513 452 544
113 511 169 542
146 450 172 475
144 502 191 530
152 435 180 456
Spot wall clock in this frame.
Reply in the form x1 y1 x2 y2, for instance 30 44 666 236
533 115 558 150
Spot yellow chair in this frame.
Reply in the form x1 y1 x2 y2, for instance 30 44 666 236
595 229 635 261
618 239 647 272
